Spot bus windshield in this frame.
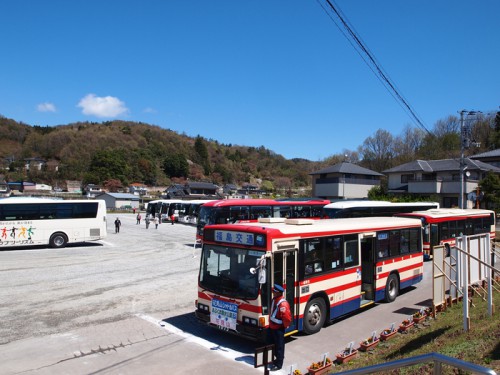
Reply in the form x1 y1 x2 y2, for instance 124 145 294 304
199 245 265 300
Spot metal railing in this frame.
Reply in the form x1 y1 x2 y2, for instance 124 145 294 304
334 352 497 375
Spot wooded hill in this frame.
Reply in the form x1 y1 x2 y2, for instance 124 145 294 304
1 113 499 192
0 117 323 191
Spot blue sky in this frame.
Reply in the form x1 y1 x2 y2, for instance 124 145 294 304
1 1 499 161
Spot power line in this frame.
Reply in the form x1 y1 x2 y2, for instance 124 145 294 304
316 0 432 136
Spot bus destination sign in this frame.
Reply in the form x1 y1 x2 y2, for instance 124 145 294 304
214 230 254 246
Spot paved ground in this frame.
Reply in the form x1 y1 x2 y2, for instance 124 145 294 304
0 213 436 375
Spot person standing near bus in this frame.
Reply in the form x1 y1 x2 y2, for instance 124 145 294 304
114 218 121 233
154 216 159 229
136 213 141 225
268 284 291 371
145 215 150 229
170 213 175 225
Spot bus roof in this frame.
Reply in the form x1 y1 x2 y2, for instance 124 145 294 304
323 200 438 209
397 208 494 220
0 197 101 204
200 198 330 208
206 216 422 237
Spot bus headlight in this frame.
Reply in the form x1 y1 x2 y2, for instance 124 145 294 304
243 316 258 326
197 303 209 312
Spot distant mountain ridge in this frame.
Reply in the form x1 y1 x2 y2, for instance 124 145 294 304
0 116 324 192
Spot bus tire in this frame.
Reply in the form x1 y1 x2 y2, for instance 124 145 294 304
384 273 399 303
445 244 451 257
303 297 326 335
50 233 68 248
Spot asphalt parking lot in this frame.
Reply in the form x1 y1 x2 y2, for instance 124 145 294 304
1 213 436 375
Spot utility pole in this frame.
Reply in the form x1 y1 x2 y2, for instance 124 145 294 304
459 110 481 209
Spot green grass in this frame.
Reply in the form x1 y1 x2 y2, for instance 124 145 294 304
328 287 500 374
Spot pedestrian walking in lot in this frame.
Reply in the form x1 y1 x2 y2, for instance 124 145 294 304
154 216 159 229
268 284 291 372
145 215 150 229
170 213 175 225
136 213 141 225
114 217 121 233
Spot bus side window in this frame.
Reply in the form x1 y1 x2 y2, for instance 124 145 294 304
400 229 410 254
326 236 342 270
344 235 359 268
376 232 389 259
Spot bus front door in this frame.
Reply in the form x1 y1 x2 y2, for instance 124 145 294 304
273 250 298 335
360 236 375 304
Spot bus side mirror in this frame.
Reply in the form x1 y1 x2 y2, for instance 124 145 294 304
255 256 267 284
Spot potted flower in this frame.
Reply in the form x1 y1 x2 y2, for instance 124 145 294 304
412 310 426 324
336 346 358 364
398 318 414 333
359 335 380 351
293 370 303 375
380 327 397 341
307 357 332 375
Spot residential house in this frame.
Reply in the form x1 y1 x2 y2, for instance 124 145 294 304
129 183 148 196
310 162 383 200
383 158 500 208
470 148 500 168
24 157 46 171
96 192 140 210
163 182 220 199
85 184 102 198
222 184 238 196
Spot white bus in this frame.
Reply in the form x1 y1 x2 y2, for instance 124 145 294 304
322 200 439 219
0 197 107 248
196 216 423 341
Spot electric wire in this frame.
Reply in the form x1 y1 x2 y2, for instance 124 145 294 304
317 0 432 136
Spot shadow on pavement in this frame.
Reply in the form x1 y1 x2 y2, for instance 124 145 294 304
161 312 260 366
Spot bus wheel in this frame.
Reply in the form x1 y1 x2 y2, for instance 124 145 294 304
384 274 399 303
303 297 326 335
50 233 68 248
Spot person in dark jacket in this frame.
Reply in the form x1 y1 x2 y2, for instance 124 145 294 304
268 284 291 371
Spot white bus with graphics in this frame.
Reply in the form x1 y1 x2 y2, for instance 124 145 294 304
0 197 107 248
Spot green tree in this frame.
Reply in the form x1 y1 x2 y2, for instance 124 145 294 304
479 172 500 212
194 136 212 175
87 149 129 184
163 153 189 178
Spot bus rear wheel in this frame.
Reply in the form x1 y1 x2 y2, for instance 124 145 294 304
50 233 68 248
384 274 399 303
303 297 326 335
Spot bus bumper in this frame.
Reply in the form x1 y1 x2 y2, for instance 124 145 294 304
195 309 268 342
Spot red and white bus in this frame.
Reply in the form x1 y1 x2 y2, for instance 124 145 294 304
196 198 330 243
195 216 423 341
396 208 496 260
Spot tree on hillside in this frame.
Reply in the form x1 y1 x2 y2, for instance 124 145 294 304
194 136 212 175
85 149 130 185
359 129 395 172
163 153 189 178
491 112 500 149
479 172 500 212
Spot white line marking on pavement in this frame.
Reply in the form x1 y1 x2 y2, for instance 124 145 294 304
137 313 263 372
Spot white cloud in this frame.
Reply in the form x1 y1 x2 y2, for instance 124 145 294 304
77 94 129 118
37 102 56 112
143 107 157 114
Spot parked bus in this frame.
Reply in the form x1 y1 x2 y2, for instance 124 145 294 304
396 208 496 260
0 197 107 248
177 199 214 225
145 199 184 222
322 200 439 219
195 216 423 341
196 198 330 243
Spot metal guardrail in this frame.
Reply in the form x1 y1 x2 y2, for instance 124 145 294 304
334 352 497 375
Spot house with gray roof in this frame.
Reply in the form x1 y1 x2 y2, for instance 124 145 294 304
383 158 500 208
96 192 140 210
470 148 500 168
310 162 383 200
